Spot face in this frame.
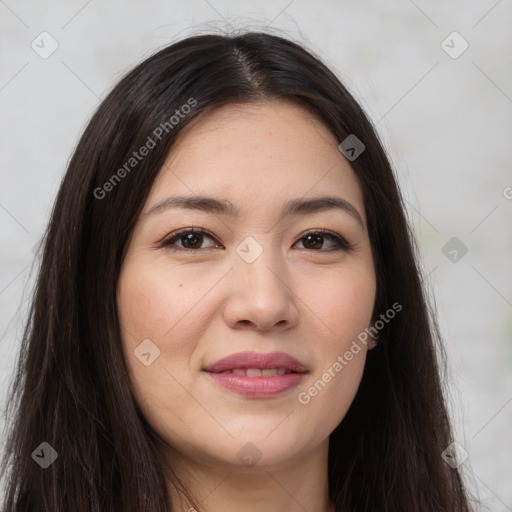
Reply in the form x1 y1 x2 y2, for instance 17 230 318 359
117 100 376 473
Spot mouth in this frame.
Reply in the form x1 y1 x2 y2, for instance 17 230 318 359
211 368 300 377
202 350 308 374
202 351 308 397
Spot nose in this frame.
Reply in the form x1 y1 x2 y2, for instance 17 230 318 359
222 247 300 332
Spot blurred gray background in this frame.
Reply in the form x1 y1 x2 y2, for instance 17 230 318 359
1 0 511 509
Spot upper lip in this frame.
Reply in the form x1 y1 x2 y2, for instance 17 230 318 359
203 351 308 373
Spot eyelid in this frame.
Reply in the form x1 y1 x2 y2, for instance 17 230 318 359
159 227 352 253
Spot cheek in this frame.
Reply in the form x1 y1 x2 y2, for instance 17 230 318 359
293 266 375 425
117 259 207 354
116 260 208 424
119 266 178 340
116 262 193 417
303 265 376 347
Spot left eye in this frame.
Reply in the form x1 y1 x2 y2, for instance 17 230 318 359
294 230 350 251
160 228 351 253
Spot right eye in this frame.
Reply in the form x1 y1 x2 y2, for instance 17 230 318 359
160 228 222 253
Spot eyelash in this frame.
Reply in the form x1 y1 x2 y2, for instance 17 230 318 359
159 228 353 254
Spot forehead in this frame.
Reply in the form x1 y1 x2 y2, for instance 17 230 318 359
148 100 366 222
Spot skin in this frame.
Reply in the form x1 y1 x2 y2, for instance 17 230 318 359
117 100 377 512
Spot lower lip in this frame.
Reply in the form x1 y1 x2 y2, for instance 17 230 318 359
203 371 306 397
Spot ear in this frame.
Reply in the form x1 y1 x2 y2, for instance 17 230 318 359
367 326 379 350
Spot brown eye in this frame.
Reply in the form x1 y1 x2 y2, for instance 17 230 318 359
161 229 220 252
294 230 351 252
178 232 204 249
160 228 351 254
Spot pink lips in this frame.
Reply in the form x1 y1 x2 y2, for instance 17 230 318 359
202 351 308 397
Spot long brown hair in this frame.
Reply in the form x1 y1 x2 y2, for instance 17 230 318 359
1 30 476 511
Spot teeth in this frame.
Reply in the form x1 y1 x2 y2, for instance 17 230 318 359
246 368 262 377
219 368 289 377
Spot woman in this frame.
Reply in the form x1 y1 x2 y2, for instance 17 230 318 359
0 31 475 511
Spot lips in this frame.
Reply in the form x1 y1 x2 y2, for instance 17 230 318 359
202 351 309 397
202 350 308 375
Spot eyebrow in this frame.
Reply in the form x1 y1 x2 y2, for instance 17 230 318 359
144 194 365 228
